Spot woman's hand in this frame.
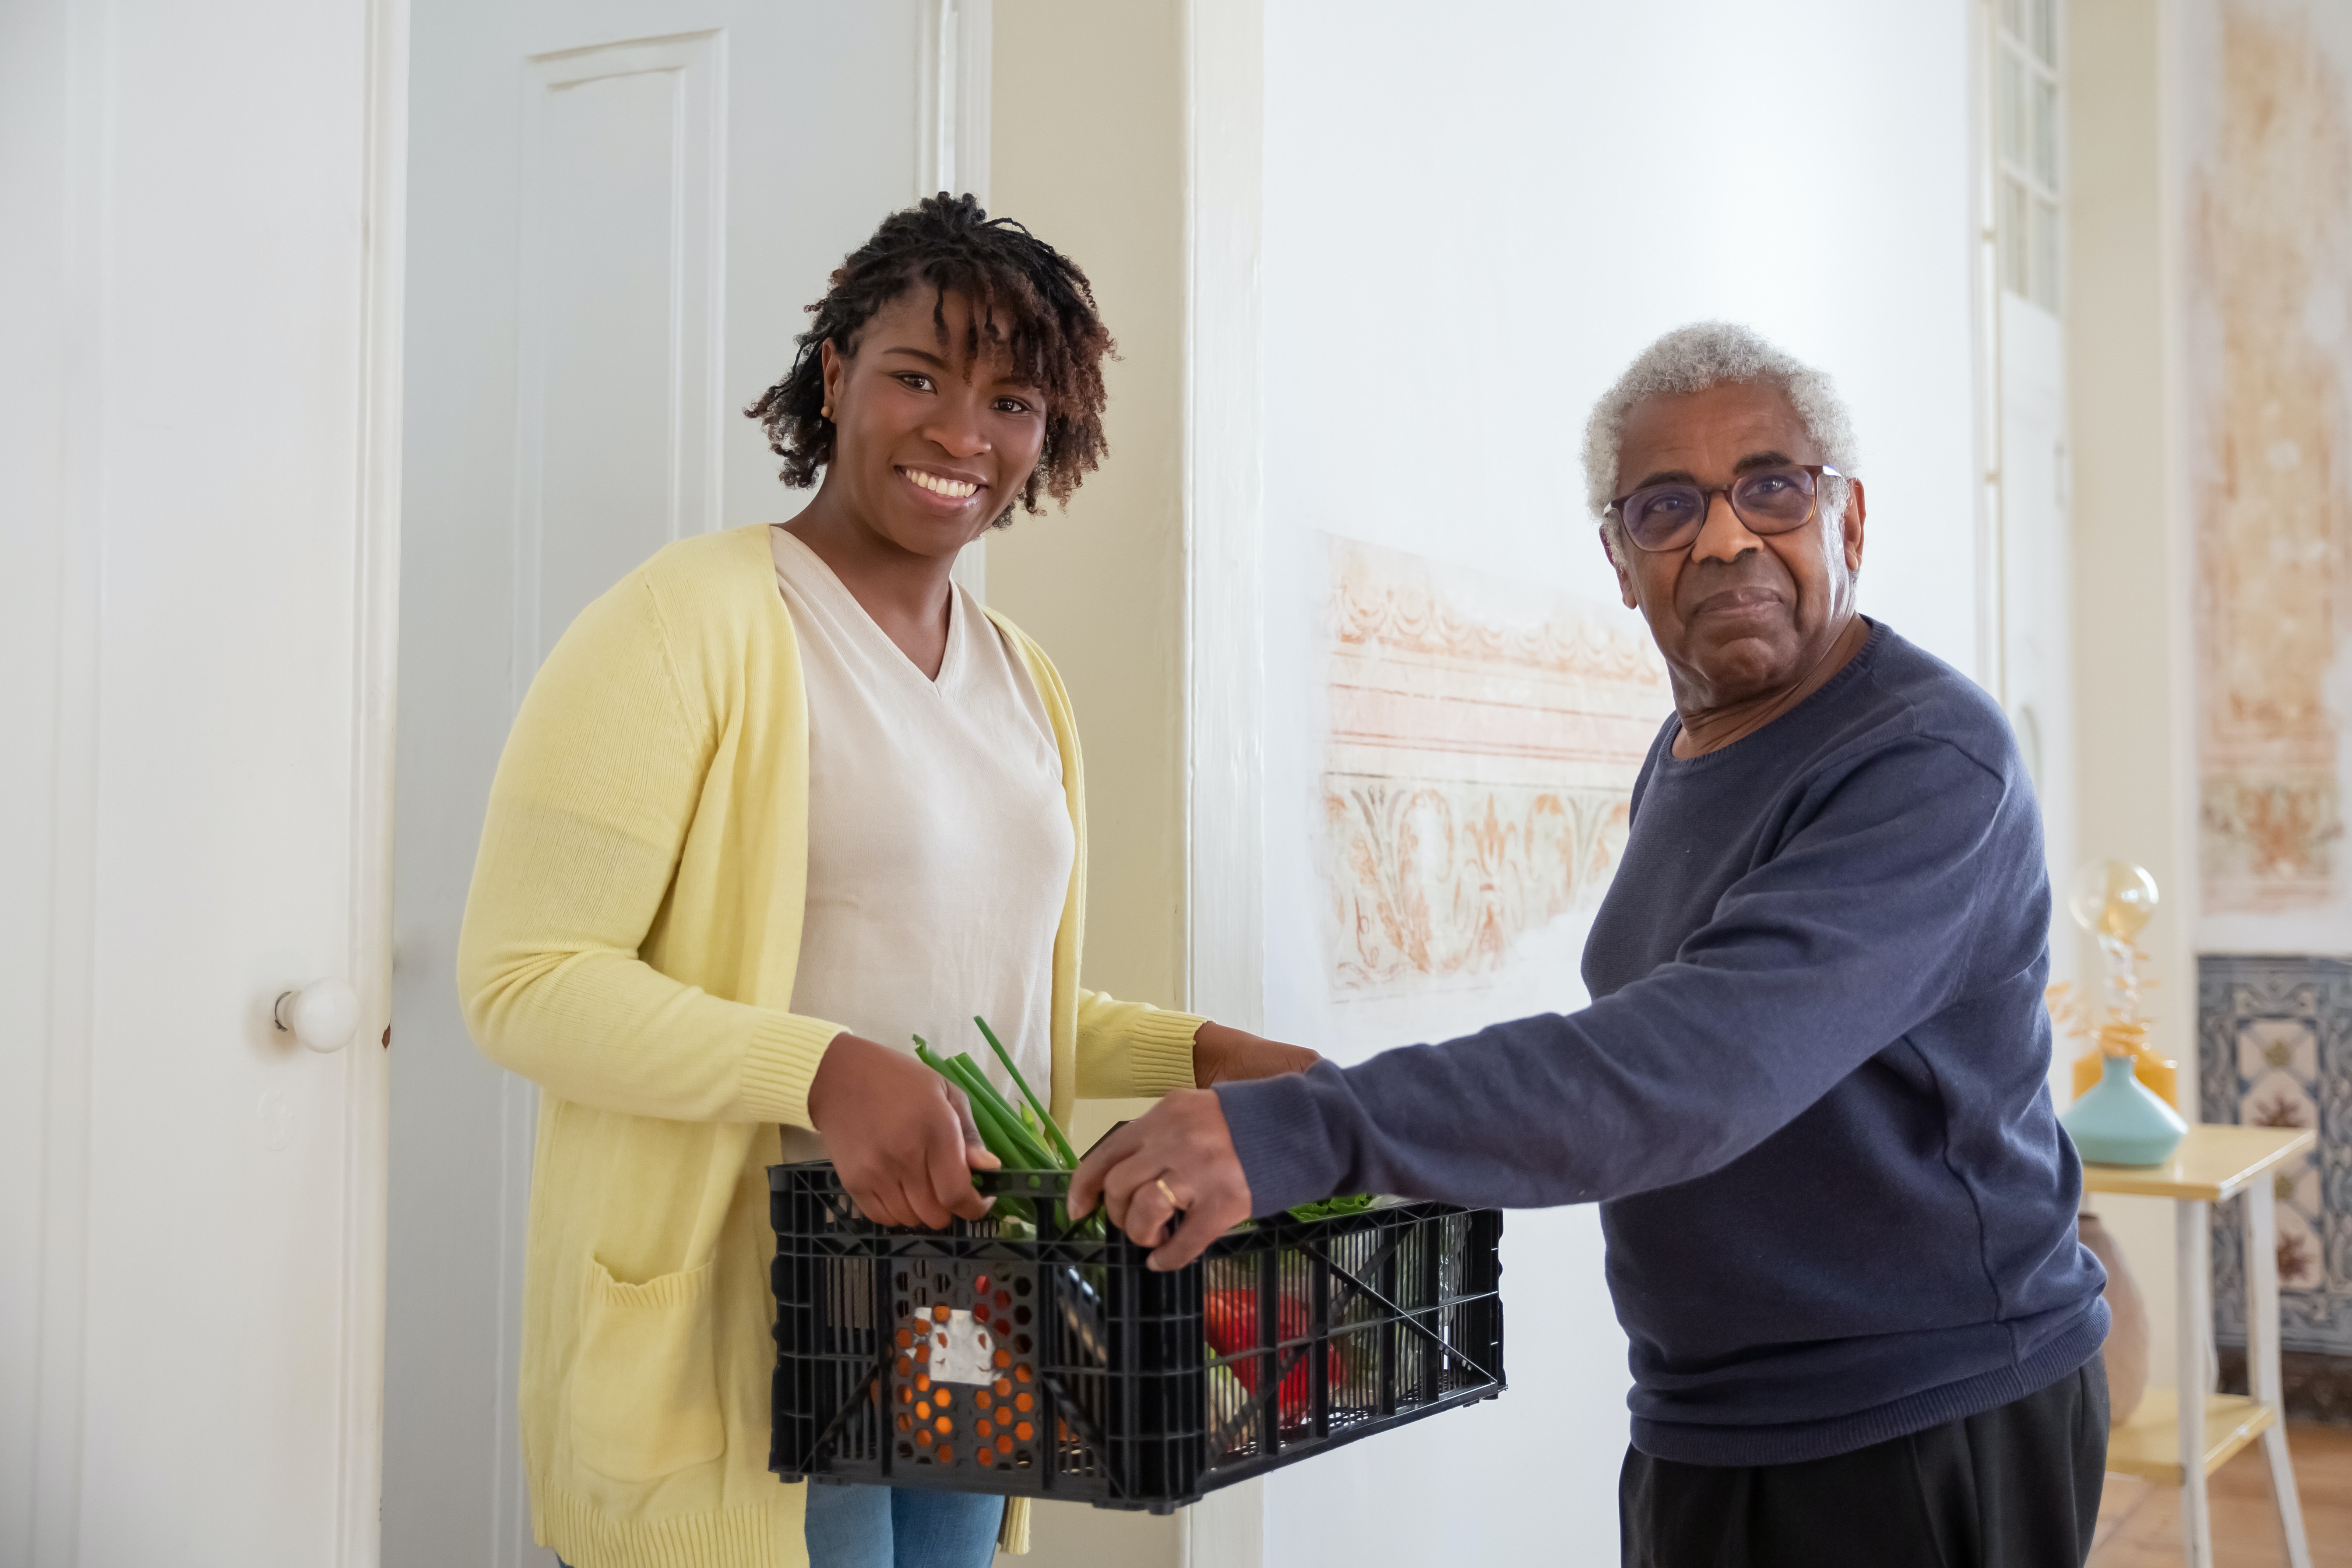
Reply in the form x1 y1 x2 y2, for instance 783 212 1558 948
807 1033 997 1229
1068 1089 1251 1271
1191 1021 1321 1085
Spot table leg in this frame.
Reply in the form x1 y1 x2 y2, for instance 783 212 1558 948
2245 1179 2311 1568
2178 1199 2213 1568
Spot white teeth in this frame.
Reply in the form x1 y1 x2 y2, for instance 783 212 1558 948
907 469 977 499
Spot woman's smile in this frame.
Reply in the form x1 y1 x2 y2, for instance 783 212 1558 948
898 463 986 506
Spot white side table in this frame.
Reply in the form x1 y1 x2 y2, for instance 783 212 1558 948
2083 1123 2317 1568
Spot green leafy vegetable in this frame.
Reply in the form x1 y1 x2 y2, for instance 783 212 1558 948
915 1020 1104 1239
1285 1193 1379 1223
976 1015 1080 1166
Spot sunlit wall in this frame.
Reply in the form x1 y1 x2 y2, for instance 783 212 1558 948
1253 3 1983 1563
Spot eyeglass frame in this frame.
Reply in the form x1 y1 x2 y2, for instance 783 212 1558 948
1604 462 1849 554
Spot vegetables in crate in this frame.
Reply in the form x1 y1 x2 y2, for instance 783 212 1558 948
915 1018 1099 1237
1204 1288 1346 1430
913 1019 1069 1170
917 1017 1377 1243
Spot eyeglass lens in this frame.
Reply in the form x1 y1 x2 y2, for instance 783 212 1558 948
1620 465 1819 552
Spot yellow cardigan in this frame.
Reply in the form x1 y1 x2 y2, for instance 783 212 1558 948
457 523 1204 1568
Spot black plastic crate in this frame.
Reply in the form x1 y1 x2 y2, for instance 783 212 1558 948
768 1163 1504 1513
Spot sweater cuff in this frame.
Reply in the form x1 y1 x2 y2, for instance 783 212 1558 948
739 1012 849 1129
1120 1010 1207 1096
1215 1063 1349 1216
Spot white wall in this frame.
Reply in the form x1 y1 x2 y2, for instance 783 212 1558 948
1250 3 1983 1563
2066 0 2199 1399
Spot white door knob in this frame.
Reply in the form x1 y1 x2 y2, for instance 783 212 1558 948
274 978 363 1053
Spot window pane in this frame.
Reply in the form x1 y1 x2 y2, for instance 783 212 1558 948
2033 0 2059 67
2032 197 2061 310
2002 0 2026 42
2032 76 2059 188
2000 177 2031 299
1998 49 2026 166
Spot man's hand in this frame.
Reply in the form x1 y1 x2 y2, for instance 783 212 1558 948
1192 1021 1320 1085
807 1032 996 1229
1068 1088 1252 1271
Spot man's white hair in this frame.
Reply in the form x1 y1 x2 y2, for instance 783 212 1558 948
1581 322 1859 538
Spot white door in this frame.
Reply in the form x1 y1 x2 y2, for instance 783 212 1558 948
1 0 401 1563
386 4 986 1561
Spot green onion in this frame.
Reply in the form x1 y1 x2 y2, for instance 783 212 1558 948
919 1039 1059 1169
951 1054 1063 1171
975 1015 1079 1166
940 1053 1035 1159
940 1043 1044 1152
912 1028 1109 1241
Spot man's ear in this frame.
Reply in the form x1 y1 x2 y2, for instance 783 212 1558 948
1599 526 1639 609
1841 479 1866 573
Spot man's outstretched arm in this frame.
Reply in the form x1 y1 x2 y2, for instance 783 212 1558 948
1072 735 2029 1267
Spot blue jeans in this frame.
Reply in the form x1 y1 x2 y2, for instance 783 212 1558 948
803 1483 1003 1568
557 1481 1000 1568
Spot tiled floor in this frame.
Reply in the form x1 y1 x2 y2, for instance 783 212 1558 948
2089 1422 2352 1567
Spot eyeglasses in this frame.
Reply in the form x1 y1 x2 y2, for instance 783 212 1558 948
1606 463 1846 554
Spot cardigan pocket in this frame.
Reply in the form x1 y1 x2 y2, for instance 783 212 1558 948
569 1254 726 1483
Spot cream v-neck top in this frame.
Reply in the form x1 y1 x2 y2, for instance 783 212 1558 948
771 525 1074 1162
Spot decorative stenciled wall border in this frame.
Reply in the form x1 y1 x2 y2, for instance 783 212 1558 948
1317 536 1669 1000
2190 1 2352 915
2198 956 2352 1359
2186 0 2352 1410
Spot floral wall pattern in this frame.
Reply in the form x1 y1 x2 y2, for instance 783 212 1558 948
2191 0 2352 916
1316 536 1669 1001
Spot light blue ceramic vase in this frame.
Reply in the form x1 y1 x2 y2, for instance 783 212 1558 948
2061 1053 2188 1166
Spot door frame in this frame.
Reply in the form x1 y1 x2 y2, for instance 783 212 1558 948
341 0 411 1562
1180 4 1268 1565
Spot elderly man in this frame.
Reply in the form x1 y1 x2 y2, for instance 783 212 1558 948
1072 324 2111 1567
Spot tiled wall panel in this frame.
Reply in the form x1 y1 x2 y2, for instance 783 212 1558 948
2199 955 2352 1357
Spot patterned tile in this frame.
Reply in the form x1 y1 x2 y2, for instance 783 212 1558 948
2199 956 2352 1355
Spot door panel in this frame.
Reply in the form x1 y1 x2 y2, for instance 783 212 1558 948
389 6 943 1561
518 31 725 673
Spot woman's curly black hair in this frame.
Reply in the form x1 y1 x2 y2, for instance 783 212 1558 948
745 193 1113 523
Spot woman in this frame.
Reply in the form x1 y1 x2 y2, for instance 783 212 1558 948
456 194 1313 1568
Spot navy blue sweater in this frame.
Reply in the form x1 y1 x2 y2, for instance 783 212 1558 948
1218 621 2107 1465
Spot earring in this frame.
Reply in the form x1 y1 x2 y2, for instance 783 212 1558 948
820 404 833 420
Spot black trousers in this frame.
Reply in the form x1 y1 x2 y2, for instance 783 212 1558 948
1621 1357 2109 1568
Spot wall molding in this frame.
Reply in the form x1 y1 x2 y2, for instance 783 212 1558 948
1968 0 2006 700
919 0 991 207
925 0 993 605
28 0 114 1558
338 1 409 1562
1182 1 1266 1561
1182 0 1264 1032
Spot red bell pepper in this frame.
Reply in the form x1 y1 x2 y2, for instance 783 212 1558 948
1204 1288 1344 1429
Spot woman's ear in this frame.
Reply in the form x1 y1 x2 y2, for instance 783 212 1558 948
820 339 846 419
